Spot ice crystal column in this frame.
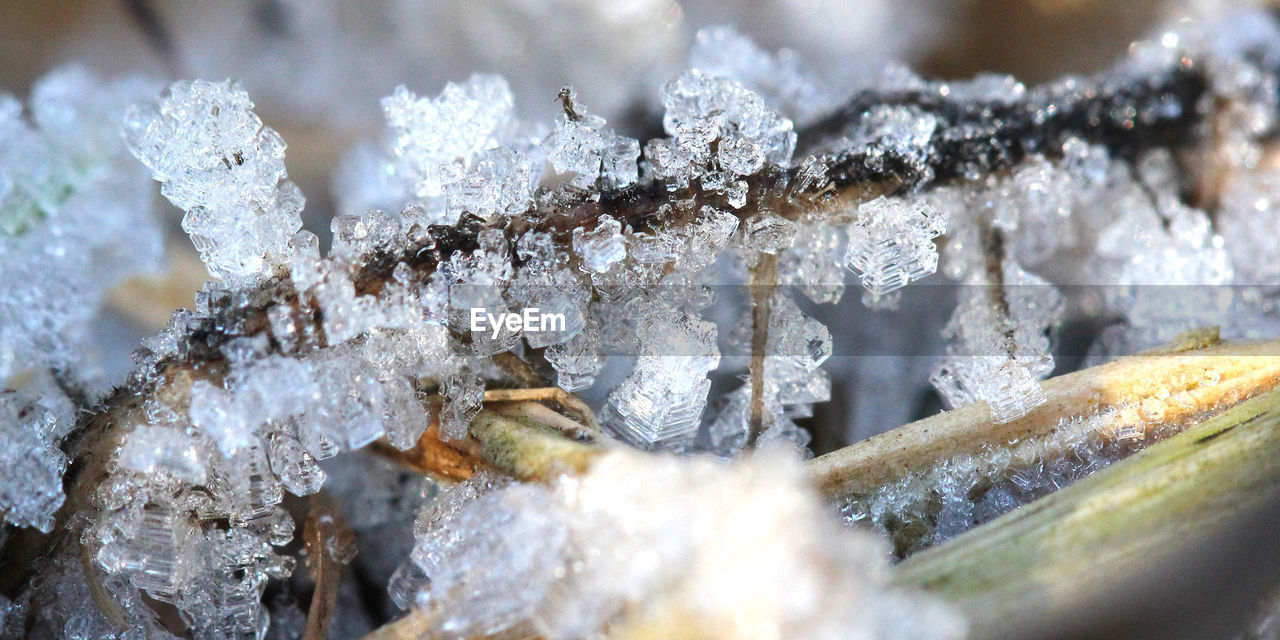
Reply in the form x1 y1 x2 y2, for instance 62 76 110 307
125 79 304 285
605 309 721 447
844 195 948 306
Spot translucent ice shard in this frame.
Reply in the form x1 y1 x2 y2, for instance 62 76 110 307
382 76 515 198
844 195 947 302
545 319 604 392
440 369 484 442
572 214 628 274
604 308 720 447
117 425 208 484
125 79 303 284
779 222 846 304
708 293 830 457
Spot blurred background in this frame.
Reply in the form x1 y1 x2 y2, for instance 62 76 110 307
0 0 1170 235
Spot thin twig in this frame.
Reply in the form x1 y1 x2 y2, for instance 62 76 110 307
977 217 1017 355
302 492 357 640
747 252 779 448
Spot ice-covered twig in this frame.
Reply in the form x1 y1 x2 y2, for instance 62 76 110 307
46 50 1230 470
8 40 1271 636
117 54 1225 382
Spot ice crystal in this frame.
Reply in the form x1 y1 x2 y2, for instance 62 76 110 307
605 307 721 446
125 79 303 285
572 214 628 273
382 76 515 197
689 26 838 123
545 319 605 392
378 75 543 223
546 88 640 190
779 221 847 304
844 195 947 302
395 449 966 639
839 407 1184 555
646 69 796 195
931 258 1062 422
709 292 831 457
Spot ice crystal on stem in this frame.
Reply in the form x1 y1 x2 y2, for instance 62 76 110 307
710 292 831 456
844 195 947 306
125 79 303 285
646 68 796 198
689 26 838 123
546 87 640 190
380 75 543 224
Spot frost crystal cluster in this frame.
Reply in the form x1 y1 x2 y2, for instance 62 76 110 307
4 7 1280 640
125 80 304 285
389 448 966 639
844 195 947 305
1 67 162 385
0 67 161 537
646 69 796 205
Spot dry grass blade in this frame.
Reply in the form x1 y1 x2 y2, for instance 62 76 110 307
807 338 1280 500
373 389 601 481
303 492 358 640
892 385 1280 638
